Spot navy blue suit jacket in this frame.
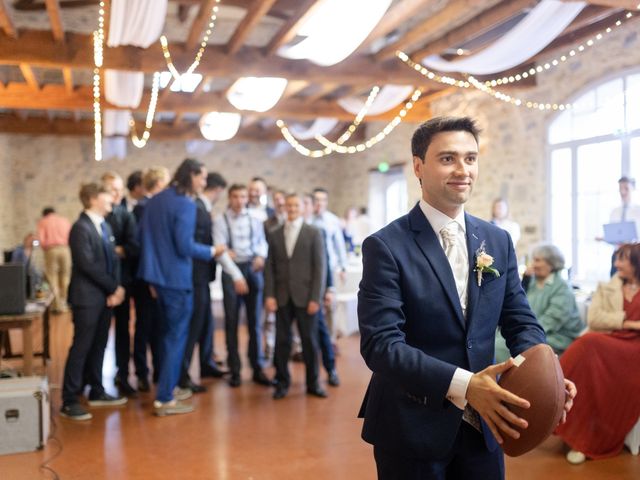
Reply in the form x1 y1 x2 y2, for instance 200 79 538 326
68 212 120 308
357 203 546 460
137 187 211 290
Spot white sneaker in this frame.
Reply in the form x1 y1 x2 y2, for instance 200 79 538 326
153 399 194 417
173 387 193 401
566 450 586 465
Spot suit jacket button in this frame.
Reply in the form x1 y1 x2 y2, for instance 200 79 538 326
467 340 473 349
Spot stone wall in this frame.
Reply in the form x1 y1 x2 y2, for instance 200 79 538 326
0 136 342 249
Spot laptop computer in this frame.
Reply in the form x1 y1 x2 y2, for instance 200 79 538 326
603 221 638 245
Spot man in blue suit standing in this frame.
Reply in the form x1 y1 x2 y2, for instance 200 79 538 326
138 159 224 416
357 117 576 479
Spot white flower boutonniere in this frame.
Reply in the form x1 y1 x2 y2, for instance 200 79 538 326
474 241 500 286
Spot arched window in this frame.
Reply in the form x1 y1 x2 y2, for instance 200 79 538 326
548 70 640 284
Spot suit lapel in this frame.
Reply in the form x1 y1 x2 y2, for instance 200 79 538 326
465 214 482 332
408 205 465 329
290 224 306 259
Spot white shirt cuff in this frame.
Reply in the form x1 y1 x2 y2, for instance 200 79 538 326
446 368 473 410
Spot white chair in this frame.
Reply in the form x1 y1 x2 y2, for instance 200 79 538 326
625 417 640 455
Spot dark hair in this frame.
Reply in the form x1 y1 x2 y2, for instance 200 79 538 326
251 176 267 184
616 243 640 282
411 116 480 160
172 158 204 195
206 172 227 191
79 183 108 209
42 207 55 216
312 187 328 196
619 176 636 188
127 170 143 191
228 183 247 196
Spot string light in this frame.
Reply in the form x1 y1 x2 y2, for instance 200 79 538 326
93 1 106 161
160 0 221 81
397 52 571 111
276 89 422 157
481 11 635 87
317 89 423 152
336 86 380 144
467 75 571 111
130 72 161 148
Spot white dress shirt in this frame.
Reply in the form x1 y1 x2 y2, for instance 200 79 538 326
85 209 105 236
284 217 304 258
610 203 640 241
418 199 473 411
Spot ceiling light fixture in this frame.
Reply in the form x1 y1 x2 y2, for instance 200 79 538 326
226 77 288 112
93 1 106 161
199 112 242 141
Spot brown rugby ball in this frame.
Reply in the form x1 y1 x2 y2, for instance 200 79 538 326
497 343 565 457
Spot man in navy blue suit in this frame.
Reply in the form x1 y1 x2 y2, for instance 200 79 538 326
357 117 576 479
138 159 224 416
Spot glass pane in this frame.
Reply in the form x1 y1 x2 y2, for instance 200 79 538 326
550 148 573 270
548 110 572 145
631 136 640 182
575 141 621 283
385 175 407 225
626 73 640 132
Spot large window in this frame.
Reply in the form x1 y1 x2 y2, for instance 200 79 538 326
548 71 640 285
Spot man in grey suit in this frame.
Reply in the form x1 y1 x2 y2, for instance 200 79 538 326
265 193 327 400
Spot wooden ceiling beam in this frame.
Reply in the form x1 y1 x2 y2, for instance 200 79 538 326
62 67 73 93
19 63 39 90
226 0 277 55
186 0 218 50
375 0 502 61
355 0 436 55
0 114 285 141
303 83 340 103
0 30 432 88
44 0 65 42
0 0 17 38
410 0 538 60
264 0 321 56
0 83 436 122
531 9 636 62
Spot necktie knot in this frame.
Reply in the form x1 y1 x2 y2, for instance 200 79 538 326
440 222 458 248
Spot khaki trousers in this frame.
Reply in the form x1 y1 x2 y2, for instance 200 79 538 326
44 245 71 311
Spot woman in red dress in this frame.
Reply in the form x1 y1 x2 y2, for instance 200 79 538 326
556 243 640 464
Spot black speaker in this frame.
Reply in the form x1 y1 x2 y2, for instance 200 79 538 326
0 263 26 315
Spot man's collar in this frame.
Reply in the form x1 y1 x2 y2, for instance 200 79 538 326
419 199 466 235
286 216 303 228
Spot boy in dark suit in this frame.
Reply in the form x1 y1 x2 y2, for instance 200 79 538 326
60 183 126 421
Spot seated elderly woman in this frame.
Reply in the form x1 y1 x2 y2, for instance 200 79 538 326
556 243 640 464
494 244 584 363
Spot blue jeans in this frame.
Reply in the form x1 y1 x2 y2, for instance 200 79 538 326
154 286 192 403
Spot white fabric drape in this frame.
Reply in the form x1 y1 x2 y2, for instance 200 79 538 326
105 0 167 110
277 0 392 66
105 70 144 108
103 137 128 160
338 85 414 116
422 0 586 75
288 118 339 140
103 109 132 137
107 0 168 48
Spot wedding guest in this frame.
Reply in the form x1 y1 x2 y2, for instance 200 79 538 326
556 243 640 464
495 244 584 362
490 198 521 246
